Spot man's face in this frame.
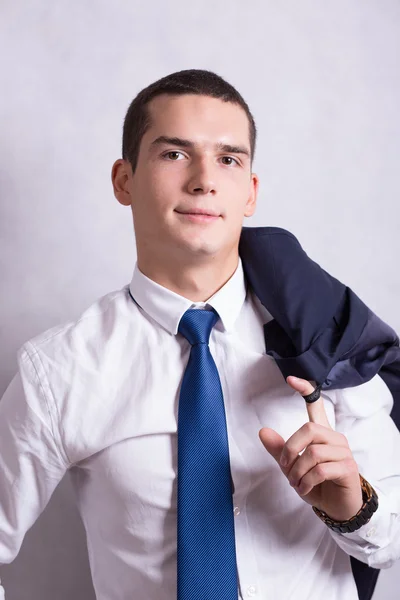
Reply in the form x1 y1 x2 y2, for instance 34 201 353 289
113 93 258 263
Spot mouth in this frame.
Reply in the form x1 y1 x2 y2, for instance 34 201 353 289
175 209 221 223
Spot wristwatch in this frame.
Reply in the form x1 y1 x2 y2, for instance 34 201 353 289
312 474 379 533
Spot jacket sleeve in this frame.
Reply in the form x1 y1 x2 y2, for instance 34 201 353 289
0 345 69 598
327 373 400 569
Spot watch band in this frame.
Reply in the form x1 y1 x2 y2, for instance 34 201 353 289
312 474 379 533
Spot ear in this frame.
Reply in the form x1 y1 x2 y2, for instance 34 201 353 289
111 159 133 207
244 172 259 217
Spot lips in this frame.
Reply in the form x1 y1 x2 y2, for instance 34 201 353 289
175 210 220 223
176 209 220 217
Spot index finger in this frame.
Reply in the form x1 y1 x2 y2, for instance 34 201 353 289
286 376 332 429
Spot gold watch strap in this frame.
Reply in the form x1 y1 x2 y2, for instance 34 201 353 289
312 474 379 534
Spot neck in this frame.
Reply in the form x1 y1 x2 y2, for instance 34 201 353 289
137 250 239 303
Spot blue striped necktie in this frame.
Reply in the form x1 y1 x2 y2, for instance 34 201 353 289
177 308 238 599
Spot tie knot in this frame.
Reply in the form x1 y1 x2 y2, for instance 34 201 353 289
178 308 219 346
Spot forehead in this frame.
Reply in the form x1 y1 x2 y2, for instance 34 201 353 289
144 94 250 145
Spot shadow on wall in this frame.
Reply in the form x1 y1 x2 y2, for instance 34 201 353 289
0 476 96 600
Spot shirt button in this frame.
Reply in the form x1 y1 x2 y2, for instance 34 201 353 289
246 585 257 596
233 506 241 516
366 527 376 538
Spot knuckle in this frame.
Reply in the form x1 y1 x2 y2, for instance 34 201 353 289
345 457 358 473
314 463 326 478
344 447 353 459
307 445 320 460
285 442 295 456
304 421 316 434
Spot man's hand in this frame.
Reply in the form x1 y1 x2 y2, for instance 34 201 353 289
259 376 363 521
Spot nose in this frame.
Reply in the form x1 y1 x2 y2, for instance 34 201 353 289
186 157 216 195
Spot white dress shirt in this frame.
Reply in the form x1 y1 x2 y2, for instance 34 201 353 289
0 257 400 600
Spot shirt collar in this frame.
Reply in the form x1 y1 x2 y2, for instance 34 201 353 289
129 257 247 335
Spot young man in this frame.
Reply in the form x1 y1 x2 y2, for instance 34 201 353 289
0 69 399 600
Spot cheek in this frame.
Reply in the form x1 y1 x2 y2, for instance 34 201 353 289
144 168 178 207
133 177 171 218
227 186 253 217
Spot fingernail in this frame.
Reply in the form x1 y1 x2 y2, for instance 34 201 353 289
280 455 288 467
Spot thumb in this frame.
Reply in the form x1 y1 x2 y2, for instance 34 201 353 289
258 427 286 463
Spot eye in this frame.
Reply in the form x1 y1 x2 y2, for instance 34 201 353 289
221 156 240 166
162 151 185 161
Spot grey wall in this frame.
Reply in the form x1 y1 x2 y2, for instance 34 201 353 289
0 1 399 598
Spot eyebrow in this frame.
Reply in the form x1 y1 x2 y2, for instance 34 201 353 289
149 135 251 158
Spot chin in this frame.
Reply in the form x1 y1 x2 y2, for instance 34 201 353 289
175 235 222 257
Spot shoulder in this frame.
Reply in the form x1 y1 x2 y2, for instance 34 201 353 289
240 225 300 242
17 284 134 369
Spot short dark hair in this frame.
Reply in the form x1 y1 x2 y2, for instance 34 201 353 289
122 69 257 174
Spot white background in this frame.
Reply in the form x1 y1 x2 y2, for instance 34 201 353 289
0 1 399 598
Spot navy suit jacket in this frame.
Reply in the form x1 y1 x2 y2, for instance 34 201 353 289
239 226 400 600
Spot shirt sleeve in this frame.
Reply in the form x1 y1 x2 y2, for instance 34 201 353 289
325 373 400 569
0 344 69 598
